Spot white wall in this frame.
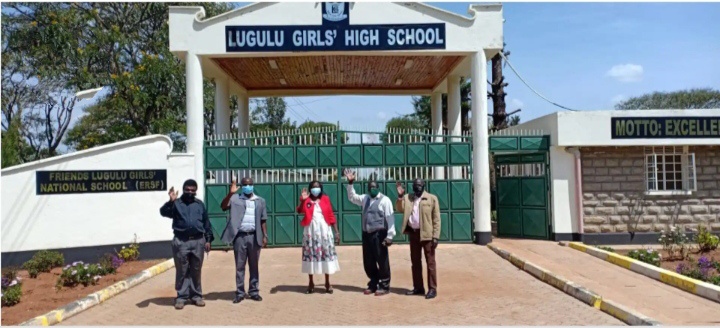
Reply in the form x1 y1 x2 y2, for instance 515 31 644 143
548 147 576 234
507 108 720 236
169 2 504 56
1 135 195 254
556 109 720 147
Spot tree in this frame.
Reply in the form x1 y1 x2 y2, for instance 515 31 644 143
250 97 296 132
296 120 347 145
615 89 720 110
383 116 426 144
409 78 471 132
2 2 235 154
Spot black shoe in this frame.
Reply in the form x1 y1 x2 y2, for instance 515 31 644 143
406 289 425 296
375 289 389 296
425 289 437 299
232 296 243 304
249 294 263 301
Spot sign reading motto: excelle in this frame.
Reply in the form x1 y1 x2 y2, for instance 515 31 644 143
611 117 720 139
226 2 446 52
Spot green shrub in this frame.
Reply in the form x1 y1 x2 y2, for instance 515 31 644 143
1 284 22 307
1 267 19 281
627 249 661 267
98 253 123 274
695 225 719 252
56 262 106 289
116 234 140 262
709 275 720 286
659 226 689 260
598 246 616 253
22 250 64 278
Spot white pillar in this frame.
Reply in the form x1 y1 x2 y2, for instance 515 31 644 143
447 75 462 179
431 92 445 180
237 93 250 134
185 51 205 200
214 76 230 137
471 50 491 245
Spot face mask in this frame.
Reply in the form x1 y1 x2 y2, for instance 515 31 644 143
369 188 380 198
310 187 321 197
241 185 254 195
412 184 424 197
182 192 196 201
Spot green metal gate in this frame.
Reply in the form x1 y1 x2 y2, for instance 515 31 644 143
203 128 474 249
490 135 551 240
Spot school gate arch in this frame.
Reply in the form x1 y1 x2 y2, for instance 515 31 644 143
168 2 504 246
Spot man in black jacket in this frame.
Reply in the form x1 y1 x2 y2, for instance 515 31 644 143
160 179 214 310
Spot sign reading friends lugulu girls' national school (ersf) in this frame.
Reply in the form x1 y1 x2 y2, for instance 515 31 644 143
226 2 446 52
36 170 167 195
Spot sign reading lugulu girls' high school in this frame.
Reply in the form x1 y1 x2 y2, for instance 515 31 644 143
226 2 446 52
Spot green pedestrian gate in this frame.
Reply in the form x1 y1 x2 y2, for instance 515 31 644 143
490 134 551 240
203 128 475 249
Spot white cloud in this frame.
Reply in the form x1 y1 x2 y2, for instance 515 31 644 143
606 64 644 83
376 111 388 120
510 98 524 109
611 94 628 104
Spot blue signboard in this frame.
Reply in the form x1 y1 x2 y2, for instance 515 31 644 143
226 2 446 52
611 117 720 139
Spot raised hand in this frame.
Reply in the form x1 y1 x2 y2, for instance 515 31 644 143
169 187 179 201
344 169 355 184
300 188 310 200
396 181 405 197
230 177 239 194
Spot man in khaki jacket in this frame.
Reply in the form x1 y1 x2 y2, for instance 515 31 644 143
395 178 440 299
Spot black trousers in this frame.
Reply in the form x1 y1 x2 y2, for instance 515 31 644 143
362 230 390 291
171 235 205 302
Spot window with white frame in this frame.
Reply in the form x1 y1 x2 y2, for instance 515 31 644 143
644 146 696 193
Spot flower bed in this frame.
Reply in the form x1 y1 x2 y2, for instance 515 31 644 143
0 259 162 326
1 235 161 325
609 225 720 287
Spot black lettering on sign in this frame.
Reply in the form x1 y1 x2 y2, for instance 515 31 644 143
36 170 167 195
611 117 720 139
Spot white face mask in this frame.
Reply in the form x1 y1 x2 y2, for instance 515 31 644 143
310 187 321 196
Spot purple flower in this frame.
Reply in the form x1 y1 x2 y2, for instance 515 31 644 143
698 256 712 269
676 263 687 274
111 255 124 269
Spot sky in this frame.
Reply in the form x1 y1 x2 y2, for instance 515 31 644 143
72 2 720 134
268 2 720 130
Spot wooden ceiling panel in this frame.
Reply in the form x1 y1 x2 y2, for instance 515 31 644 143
213 55 463 91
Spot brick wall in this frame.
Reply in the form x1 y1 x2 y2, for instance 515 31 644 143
581 146 720 234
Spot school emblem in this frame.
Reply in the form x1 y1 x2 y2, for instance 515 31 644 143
306 202 312 208
323 2 347 22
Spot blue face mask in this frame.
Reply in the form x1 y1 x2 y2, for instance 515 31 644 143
241 185 254 195
310 188 321 196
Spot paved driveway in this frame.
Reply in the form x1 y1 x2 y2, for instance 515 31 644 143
60 244 623 325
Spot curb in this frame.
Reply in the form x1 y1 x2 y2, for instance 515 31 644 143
19 259 174 326
568 242 720 304
487 244 661 326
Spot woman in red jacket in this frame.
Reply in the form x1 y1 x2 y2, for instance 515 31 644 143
297 180 340 294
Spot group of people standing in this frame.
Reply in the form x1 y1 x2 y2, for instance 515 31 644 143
159 170 441 310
